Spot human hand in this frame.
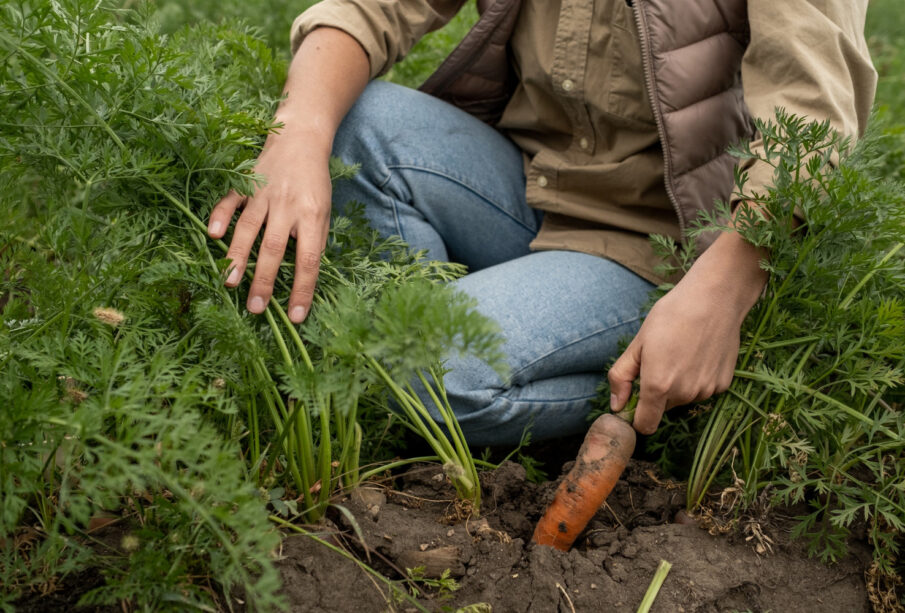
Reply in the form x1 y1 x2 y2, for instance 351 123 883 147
607 231 768 434
207 126 333 324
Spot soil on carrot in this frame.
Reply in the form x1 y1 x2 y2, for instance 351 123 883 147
277 460 873 612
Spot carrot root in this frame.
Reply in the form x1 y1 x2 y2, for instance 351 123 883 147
532 413 636 551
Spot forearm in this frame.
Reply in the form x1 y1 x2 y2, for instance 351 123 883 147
686 223 768 324
273 27 370 153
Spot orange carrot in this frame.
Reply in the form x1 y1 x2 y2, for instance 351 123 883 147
532 412 636 550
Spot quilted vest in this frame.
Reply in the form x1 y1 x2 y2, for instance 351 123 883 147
419 0 757 251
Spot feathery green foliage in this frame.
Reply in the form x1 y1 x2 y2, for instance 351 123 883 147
0 0 500 607
656 111 905 572
150 0 479 91
867 0 905 121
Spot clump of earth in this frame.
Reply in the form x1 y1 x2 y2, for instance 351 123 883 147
277 460 872 612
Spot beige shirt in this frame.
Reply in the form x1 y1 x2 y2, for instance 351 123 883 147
292 0 876 283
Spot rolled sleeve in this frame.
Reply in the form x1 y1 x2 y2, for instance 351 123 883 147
291 0 463 79
737 0 877 201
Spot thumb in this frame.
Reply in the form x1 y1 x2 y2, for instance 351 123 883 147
608 340 641 412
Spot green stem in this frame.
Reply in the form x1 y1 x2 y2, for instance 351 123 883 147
336 398 362 489
270 296 313 371
247 386 260 470
366 358 452 460
253 361 307 497
349 422 362 488
687 344 806 509
316 394 333 510
839 243 903 311
265 309 293 370
687 398 750 510
355 455 501 486
404 382 459 462
417 369 478 507
636 560 672 613
358 456 442 483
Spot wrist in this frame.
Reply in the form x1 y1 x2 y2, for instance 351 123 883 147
266 114 334 157
688 231 768 317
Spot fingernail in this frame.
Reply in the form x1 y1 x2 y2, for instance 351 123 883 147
290 305 306 323
209 221 222 236
610 393 620 410
249 296 264 313
226 267 241 285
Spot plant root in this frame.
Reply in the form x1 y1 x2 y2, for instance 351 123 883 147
865 561 904 613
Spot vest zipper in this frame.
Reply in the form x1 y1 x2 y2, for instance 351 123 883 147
631 0 687 240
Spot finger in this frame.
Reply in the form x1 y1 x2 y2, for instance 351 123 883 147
288 224 328 324
224 200 267 287
607 339 641 412
208 191 245 239
633 376 668 435
247 218 290 314
716 365 735 395
694 385 718 404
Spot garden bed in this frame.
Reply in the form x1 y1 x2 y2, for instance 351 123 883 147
277 460 872 612
3 2 903 611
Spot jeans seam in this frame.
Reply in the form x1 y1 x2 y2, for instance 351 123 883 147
386 192 407 242
376 169 408 241
508 315 644 383
386 164 535 235
495 391 599 405
377 168 393 190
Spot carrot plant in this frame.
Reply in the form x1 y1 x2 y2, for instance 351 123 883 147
1 0 501 607
652 111 905 572
306 277 504 512
0 207 285 608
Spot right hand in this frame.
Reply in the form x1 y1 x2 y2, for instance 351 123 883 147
207 125 333 324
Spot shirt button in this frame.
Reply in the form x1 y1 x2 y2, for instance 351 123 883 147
579 137 590 150
536 175 549 188
561 79 575 92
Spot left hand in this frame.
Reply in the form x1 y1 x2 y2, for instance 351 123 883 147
607 231 768 434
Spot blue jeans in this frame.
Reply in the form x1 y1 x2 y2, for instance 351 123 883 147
332 81 654 446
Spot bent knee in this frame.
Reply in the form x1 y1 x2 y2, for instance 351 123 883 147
334 81 431 157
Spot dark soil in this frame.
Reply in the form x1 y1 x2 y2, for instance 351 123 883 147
276 461 872 612
12 568 113 613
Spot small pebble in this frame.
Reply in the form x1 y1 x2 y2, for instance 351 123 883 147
590 583 597 590
447 529 455 537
